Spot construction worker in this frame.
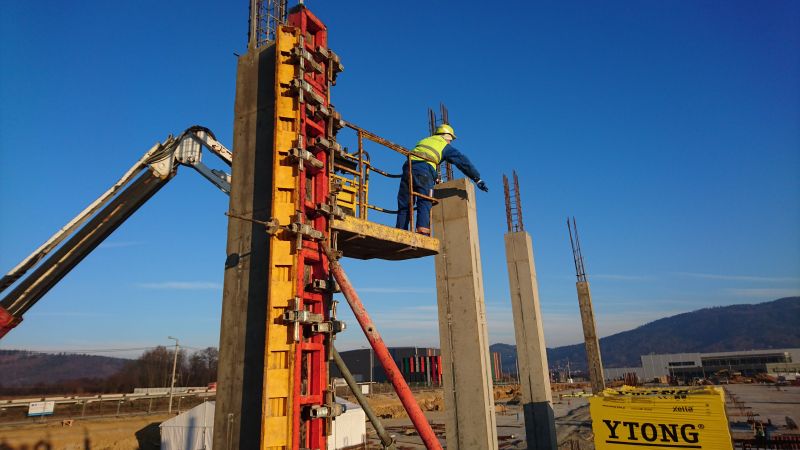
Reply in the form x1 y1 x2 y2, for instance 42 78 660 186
396 124 488 234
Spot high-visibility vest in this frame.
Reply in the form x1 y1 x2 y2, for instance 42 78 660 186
410 135 447 170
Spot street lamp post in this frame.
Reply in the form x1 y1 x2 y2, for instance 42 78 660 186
361 345 374 395
369 346 374 393
168 336 180 414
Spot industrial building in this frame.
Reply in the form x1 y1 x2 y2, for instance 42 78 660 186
605 348 800 382
331 347 440 384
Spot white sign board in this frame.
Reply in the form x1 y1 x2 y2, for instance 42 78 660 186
27 401 55 417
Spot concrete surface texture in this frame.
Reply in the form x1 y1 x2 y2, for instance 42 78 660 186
504 231 558 450
576 281 605 394
214 44 278 450
432 178 499 450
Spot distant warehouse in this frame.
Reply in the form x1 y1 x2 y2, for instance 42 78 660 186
605 348 800 382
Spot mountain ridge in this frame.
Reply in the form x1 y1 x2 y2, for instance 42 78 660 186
491 297 800 371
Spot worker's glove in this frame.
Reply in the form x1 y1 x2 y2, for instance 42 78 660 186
476 179 489 192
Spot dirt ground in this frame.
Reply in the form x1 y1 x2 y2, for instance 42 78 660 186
8 383 796 449
0 413 170 450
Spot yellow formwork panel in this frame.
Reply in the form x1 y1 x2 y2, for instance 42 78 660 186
260 25 301 450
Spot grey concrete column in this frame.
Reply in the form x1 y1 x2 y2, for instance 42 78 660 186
504 231 557 450
213 45 276 450
576 281 606 394
432 178 498 450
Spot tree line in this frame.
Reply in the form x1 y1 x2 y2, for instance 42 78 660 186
0 346 219 396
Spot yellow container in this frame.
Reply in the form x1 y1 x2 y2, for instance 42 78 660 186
589 386 732 450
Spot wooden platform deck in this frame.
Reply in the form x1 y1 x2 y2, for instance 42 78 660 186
331 216 439 260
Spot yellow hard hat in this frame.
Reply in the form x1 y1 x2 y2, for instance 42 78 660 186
435 124 456 139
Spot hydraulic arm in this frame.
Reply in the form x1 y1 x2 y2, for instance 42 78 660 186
0 126 233 338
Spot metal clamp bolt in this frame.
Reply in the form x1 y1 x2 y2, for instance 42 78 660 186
315 203 345 220
290 79 325 106
309 278 341 292
311 320 346 334
287 221 324 240
312 137 341 153
307 403 344 419
282 309 323 325
290 46 323 74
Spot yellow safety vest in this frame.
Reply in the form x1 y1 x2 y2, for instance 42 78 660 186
410 135 447 170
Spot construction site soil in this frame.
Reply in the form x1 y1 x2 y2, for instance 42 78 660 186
1 384 796 449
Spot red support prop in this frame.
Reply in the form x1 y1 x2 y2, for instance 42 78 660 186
323 245 443 450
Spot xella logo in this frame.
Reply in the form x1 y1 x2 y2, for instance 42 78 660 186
603 420 703 448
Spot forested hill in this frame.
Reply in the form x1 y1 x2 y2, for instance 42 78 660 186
547 297 800 369
0 350 127 388
490 297 800 371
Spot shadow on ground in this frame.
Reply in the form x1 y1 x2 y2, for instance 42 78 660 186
135 422 161 450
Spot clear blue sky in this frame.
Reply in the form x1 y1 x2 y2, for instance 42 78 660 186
1 0 798 358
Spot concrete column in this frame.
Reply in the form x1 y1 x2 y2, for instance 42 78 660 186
504 231 557 450
213 45 276 450
576 281 606 394
432 178 498 450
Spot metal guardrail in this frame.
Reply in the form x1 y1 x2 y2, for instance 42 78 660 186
338 122 439 233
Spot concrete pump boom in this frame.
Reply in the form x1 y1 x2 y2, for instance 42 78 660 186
0 126 232 338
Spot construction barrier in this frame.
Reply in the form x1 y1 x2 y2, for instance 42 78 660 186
589 386 733 450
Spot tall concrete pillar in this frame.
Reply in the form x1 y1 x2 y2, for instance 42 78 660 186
504 231 557 450
432 178 498 450
576 281 605 394
213 45 276 450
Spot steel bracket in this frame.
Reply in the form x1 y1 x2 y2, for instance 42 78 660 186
288 147 324 170
330 177 344 195
329 50 344 75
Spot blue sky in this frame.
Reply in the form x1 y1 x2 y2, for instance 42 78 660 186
1 0 798 358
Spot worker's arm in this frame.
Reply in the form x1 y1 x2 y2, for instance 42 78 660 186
441 145 488 191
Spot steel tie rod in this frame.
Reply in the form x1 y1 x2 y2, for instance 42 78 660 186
331 346 396 450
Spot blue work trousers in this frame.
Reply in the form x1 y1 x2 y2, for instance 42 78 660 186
396 162 436 230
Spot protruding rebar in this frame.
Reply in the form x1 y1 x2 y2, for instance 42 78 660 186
513 171 524 231
502 171 524 232
249 0 287 49
428 103 453 182
503 174 512 232
567 217 587 282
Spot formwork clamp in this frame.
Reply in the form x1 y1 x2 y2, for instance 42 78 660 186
282 309 323 325
287 220 324 241
290 46 324 74
311 320 346 334
288 147 324 171
312 137 342 153
307 402 344 419
315 202 346 220
309 278 341 293
290 78 325 106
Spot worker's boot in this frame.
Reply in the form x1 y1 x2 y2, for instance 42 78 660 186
416 227 431 236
